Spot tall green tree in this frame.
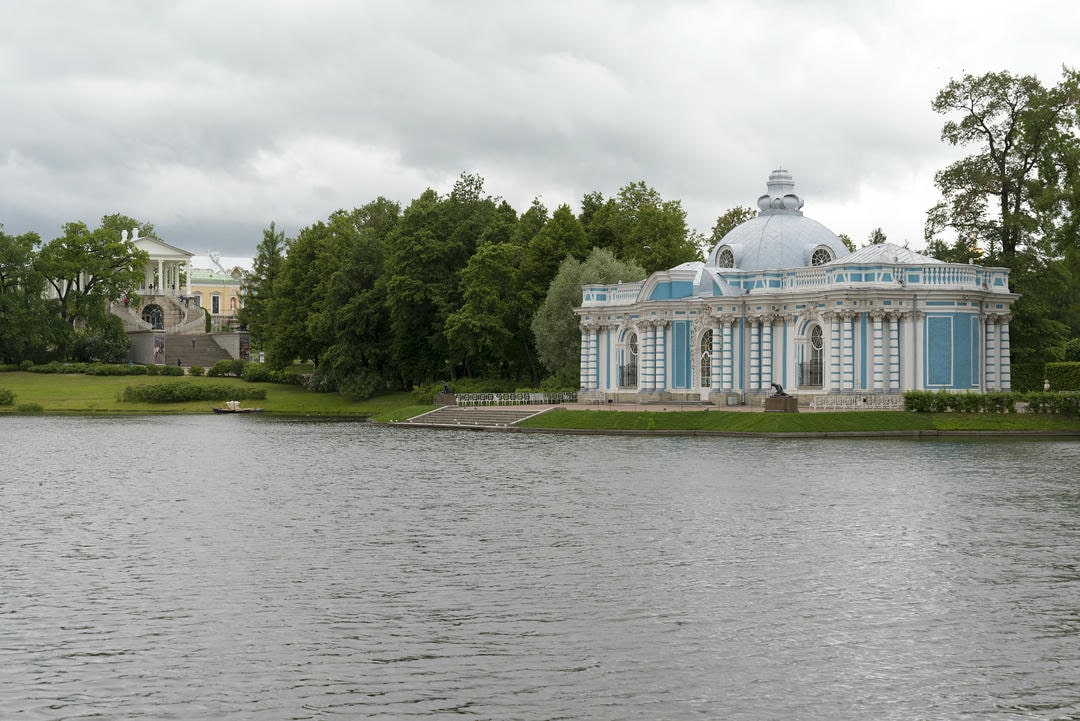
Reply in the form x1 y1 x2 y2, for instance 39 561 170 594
240 222 286 351
0 226 60 364
927 67 1080 261
33 215 148 360
444 241 532 380
580 182 701 273
521 203 589 305
532 247 646 386
383 174 504 385
319 198 400 398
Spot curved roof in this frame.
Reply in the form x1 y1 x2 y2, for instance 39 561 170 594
705 169 850 271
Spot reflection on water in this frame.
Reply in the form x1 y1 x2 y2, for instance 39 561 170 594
2 417 1079 720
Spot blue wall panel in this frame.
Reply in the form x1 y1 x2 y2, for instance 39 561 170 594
926 316 953 386
672 321 691 389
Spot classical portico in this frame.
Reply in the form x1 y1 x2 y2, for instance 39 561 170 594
575 170 1018 404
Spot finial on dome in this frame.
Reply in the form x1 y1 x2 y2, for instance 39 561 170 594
756 168 805 215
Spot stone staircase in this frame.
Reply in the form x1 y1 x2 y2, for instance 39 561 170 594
404 406 552 428
162 335 232 368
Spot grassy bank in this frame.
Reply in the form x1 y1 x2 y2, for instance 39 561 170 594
516 409 1080 434
0 371 414 416
3 372 1079 434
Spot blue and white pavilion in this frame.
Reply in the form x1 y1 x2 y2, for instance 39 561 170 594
575 169 1018 405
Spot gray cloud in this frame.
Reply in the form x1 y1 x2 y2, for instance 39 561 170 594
1 0 1076 254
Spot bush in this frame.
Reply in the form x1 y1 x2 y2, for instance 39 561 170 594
19 360 33 371
120 382 267 403
16 403 43 414
188 365 205 376
0 388 14 405
207 359 246 377
905 389 1073 414
0 364 19 373
1045 362 1080 391
242 362 274 383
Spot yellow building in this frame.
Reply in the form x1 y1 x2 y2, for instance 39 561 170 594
188 252 252 332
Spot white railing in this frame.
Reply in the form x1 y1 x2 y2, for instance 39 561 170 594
454 392 579 407
809 394 905 410
580 283 644 306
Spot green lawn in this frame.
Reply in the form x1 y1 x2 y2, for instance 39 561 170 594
3 372 1079 434
517 408 1080 434
0 372 414 416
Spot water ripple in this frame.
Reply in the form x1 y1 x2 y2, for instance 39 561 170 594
2 418 1079 719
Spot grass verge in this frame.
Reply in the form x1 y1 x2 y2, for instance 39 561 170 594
0 371 413 416
515 408 1080 434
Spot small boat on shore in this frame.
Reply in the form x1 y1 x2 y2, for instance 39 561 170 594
212 401 263 414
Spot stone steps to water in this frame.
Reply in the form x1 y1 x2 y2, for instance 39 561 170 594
161 335 232 368
405 406 549 428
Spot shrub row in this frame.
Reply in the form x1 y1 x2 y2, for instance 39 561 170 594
119 382 267 403
1020 392 1080 415
1045 362 1080 391
206 359 301 385
23 361 184 376
904 390 1079 414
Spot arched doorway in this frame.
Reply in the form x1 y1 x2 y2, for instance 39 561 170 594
799 324 824 386
619 332 639 388
142 304 165 330
700 329 712 388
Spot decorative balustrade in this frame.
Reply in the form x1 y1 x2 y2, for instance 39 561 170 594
580 283 644 306
809 394 904 410
455 392 579 407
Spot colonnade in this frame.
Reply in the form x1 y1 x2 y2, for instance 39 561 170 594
580 307 1013 394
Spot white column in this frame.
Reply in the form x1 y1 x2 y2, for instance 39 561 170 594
760 317 773 391
828 313 841 392
872 311 884 391
999 315 1012 390
587 327 599 390
185 262 192 296
157 259 164 292
721 320 734 390
984 316 998 391
641 325 653 390
749 319 761 392
888 313 901 391
654 323 666 391
841 312 855 390
579 324 590 389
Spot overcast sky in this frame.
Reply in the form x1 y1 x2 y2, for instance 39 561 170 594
2 0 1077 258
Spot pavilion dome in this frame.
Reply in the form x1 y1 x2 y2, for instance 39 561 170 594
705 169 850 271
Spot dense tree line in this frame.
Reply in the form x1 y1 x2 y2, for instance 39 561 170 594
239 175 695 396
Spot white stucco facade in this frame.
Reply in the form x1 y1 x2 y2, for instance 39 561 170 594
575 170 1018 404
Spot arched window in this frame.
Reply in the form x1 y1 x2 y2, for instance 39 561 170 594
716 247 735 268
620 332 639 387
700 330 712 387
799 324 825 386
811 246 834 266
142 304 164 330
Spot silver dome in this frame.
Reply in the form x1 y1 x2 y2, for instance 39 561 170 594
706 169 850 271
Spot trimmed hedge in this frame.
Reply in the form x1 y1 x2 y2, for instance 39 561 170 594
904 389 1079 414
1045 362 1080 391
120 382 266 403
25 361 185 376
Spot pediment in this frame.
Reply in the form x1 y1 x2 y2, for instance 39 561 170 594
134 236 194 260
